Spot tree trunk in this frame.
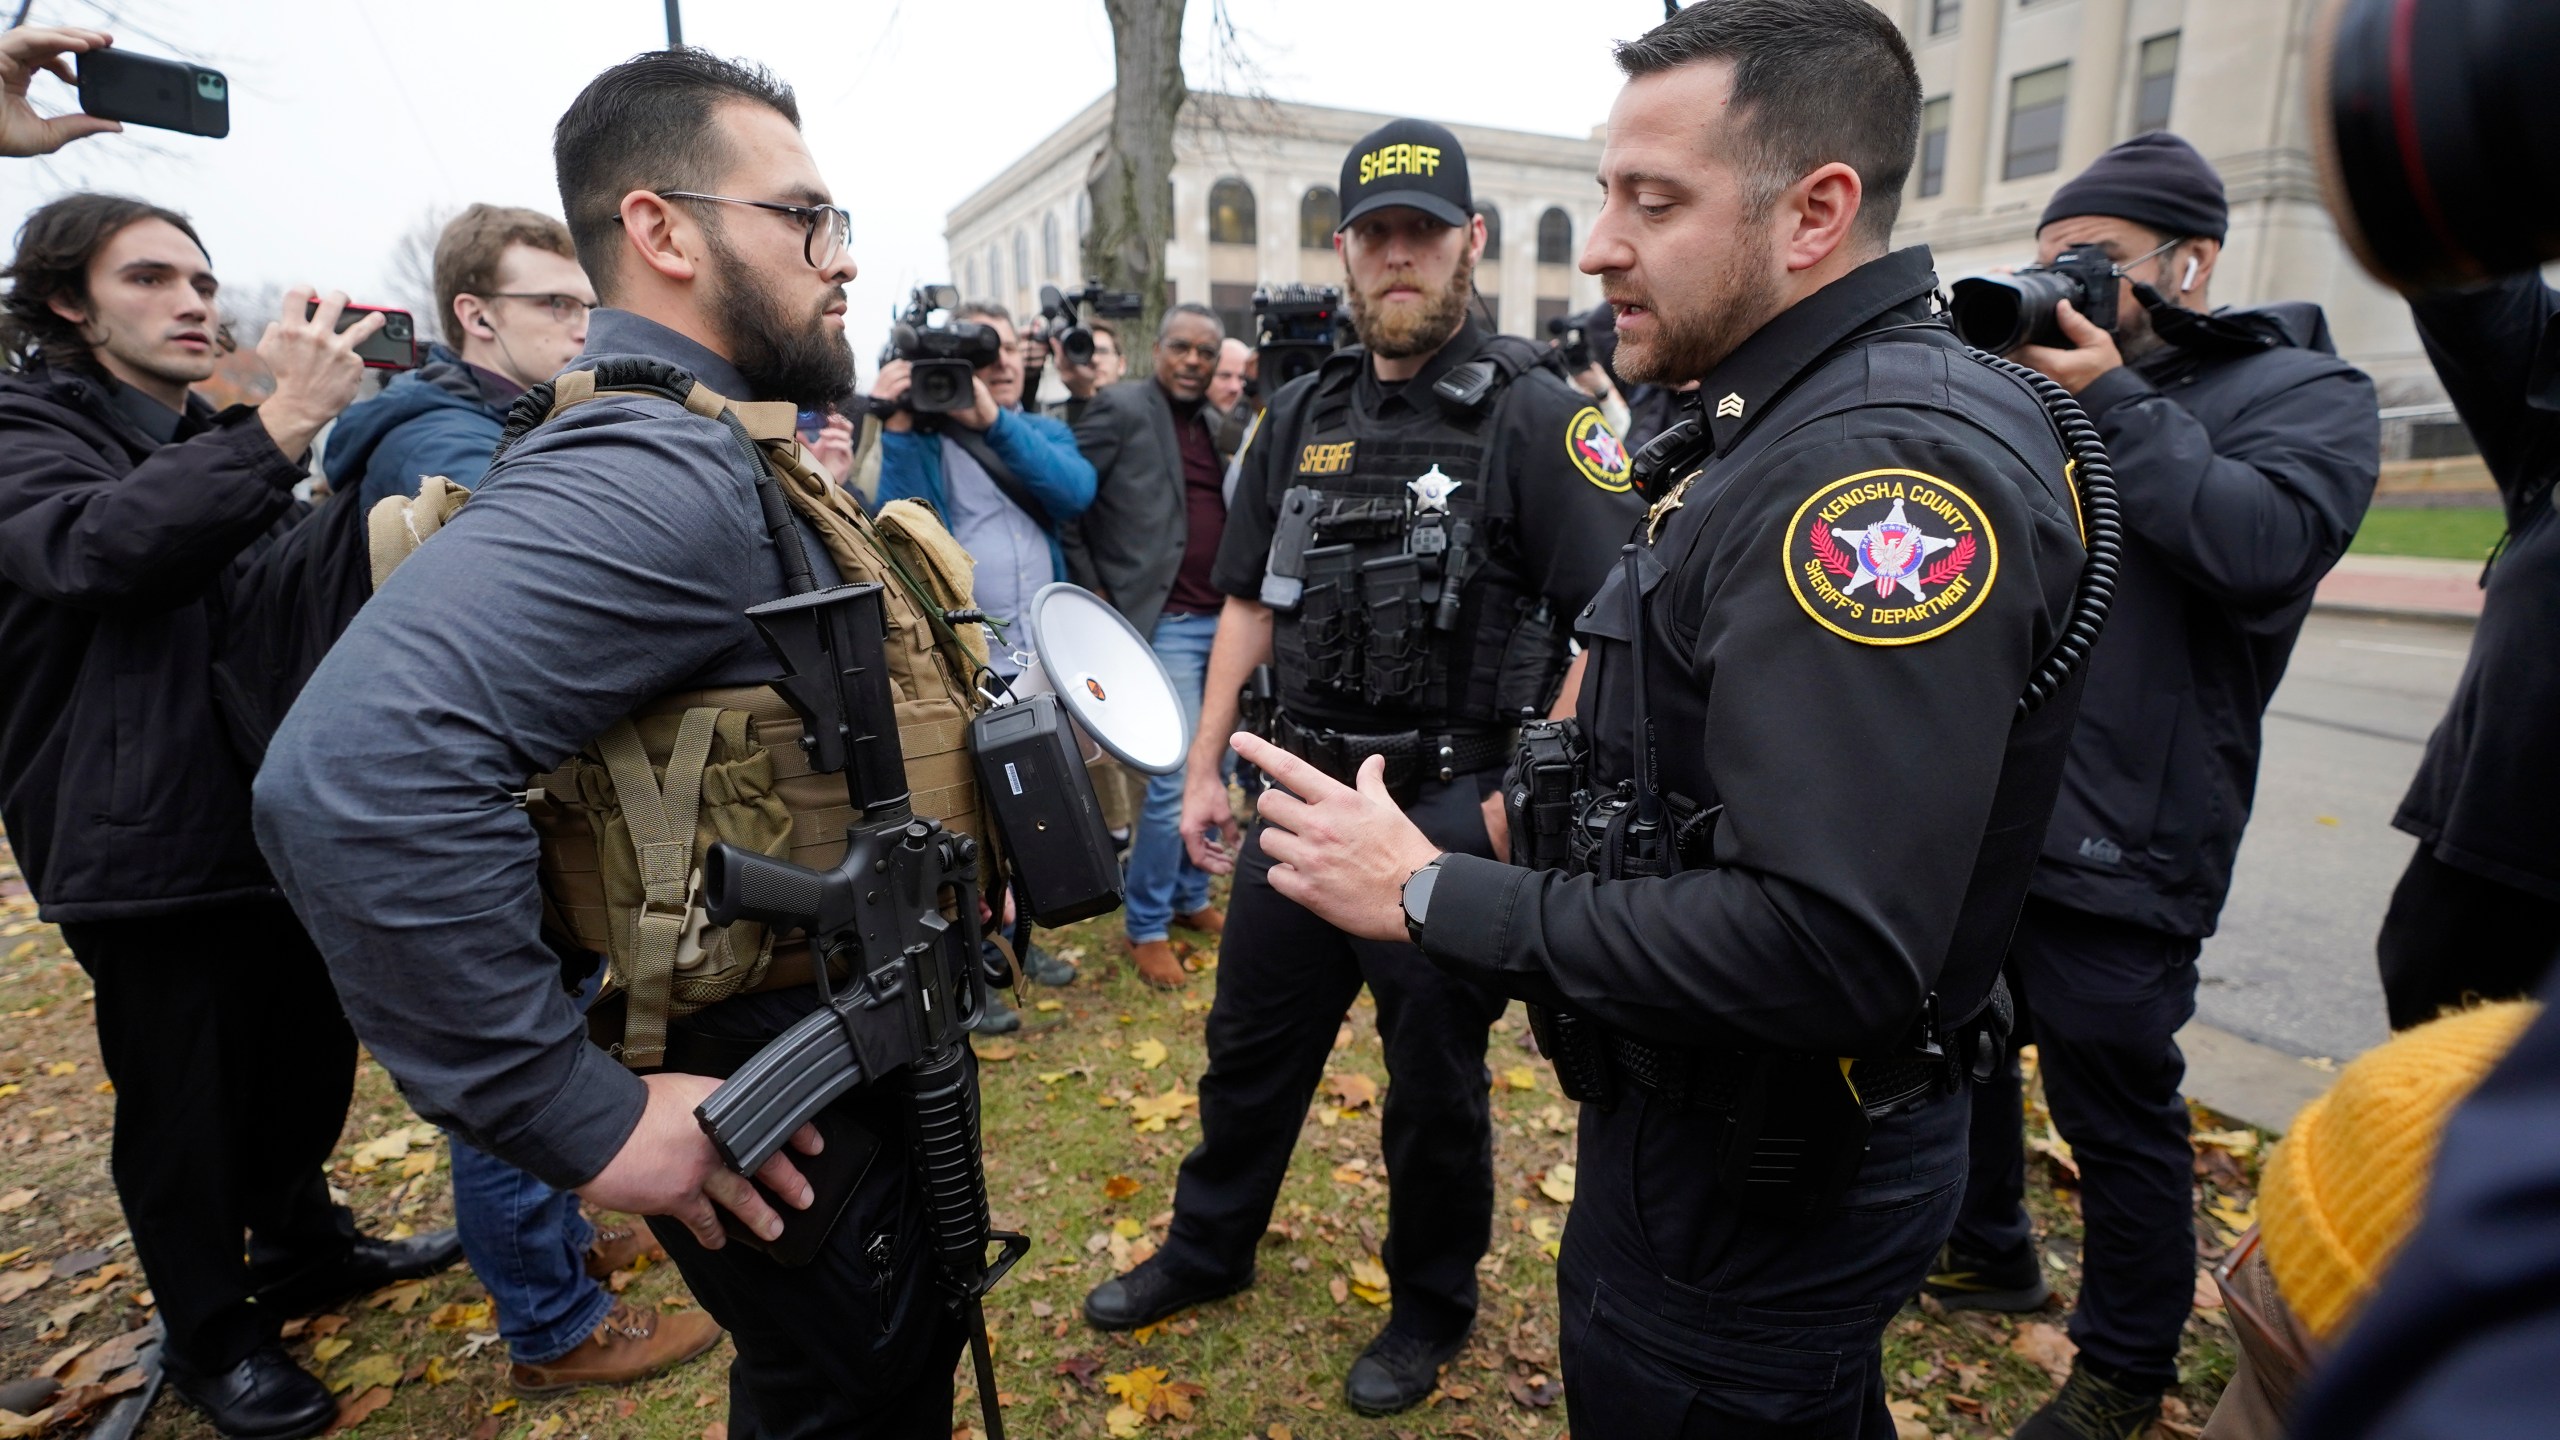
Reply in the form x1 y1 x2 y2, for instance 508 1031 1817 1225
1085 0 1187 379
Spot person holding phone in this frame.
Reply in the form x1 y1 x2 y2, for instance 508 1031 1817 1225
0 26 123 158
0 193 463 1439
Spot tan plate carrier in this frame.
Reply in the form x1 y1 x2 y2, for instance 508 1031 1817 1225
367 369 993 1068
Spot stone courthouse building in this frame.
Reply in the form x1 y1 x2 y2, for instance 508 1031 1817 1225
952 0 2448 430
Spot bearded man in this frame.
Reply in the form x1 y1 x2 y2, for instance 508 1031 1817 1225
254 51 975 1436
1077 118 1642 1417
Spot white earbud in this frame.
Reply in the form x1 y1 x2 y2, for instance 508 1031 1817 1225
2181 255 2199 292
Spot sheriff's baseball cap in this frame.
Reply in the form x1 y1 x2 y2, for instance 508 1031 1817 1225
1337 119 1472 232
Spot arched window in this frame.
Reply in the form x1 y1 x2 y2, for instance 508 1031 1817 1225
963 256 978 298
1075 191 1091 243
1042 213 1061 280
1012 231 1030 292
1536 207 1573 265
984 244 1001 300
1209 177 1257 245
1298 186 1339 249
1474 202 1502 260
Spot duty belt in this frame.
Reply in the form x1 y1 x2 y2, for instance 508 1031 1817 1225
1271 708 1512 799
1606 1032 1951 1119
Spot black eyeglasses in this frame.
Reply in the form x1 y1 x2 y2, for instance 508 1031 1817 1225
486 292 593 323
657 191 852 269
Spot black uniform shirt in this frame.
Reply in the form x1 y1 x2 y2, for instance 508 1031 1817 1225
1417 249 2089 1057
1211 319 1643 701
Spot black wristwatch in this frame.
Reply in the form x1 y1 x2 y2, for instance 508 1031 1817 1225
1401 859 1444 947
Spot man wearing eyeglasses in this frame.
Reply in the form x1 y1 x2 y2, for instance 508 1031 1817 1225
326 205 596 510
254 51 976 1436
1923 133 2380 1440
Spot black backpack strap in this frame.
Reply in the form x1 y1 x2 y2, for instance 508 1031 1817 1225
941 422 1055 528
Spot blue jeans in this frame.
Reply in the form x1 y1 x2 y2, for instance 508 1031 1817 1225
446 976 614 1364
1124 610 1218 943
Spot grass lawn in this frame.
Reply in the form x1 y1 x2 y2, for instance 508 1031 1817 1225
0 839 2254 1439
2349 507 2507 561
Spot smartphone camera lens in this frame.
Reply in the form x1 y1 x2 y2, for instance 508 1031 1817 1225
195 71 226 101
386 315 411 340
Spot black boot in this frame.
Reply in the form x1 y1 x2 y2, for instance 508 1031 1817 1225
1921 1239 2052 1313
1082 1257 1252 1330
1345 1322 1468 1416
250 1228 464 1318
2013 1361 2164 1440
166 1345 335 1440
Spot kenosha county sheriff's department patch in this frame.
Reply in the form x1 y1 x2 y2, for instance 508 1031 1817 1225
1565 407 1632 493
1784 469 1997 645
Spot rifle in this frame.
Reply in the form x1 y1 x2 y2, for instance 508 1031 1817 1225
690 581 1028 1440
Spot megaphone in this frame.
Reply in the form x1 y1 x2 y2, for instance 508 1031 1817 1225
968 584 1194 927
1003 582 1191 775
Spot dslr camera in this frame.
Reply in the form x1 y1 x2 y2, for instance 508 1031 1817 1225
885 284 1002 414
1947 242 2120 353
1037 281 1144 366
1253 283 1346 392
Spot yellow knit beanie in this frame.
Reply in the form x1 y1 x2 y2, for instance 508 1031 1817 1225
2259 1000 2540 1343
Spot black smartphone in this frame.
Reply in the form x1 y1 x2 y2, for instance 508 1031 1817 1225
305 302 418 371
77 50 230 139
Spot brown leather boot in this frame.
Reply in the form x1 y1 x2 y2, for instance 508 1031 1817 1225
1129 938 1189 989
508 1303 721 1395
1175 905 1226 937
583 1219 666 1280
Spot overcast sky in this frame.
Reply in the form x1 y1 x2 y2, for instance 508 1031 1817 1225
6 0 1669 364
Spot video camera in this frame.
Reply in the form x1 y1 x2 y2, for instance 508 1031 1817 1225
1253 283 1346 392
1947 243 2120 353
1036 281 1144 367
885 284 1002 414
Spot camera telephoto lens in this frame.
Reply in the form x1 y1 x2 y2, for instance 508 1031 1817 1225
1948 269 2082 352
908 359 974 415
2313 0 2560 292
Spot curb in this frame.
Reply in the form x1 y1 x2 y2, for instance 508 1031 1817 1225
2307 599 2479 627
2179 1020 2339 1135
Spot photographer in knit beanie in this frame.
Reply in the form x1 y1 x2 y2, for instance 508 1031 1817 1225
1924 132 2381 1440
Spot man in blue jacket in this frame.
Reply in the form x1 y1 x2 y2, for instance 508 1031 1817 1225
325 205 594 507
871 299 1095 1023
1924 135 2380 1440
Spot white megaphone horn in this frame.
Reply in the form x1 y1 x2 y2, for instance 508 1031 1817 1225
1000 582 1192 775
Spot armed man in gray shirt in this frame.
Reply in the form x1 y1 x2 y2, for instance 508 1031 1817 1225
254 52 975 1435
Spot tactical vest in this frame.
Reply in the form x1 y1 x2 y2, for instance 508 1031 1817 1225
369 361 991 1069
1265 336 1572 731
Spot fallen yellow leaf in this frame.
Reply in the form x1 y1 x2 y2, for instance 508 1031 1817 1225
311 1337 353 1364
1126 1087 1196 1133
973 1040 1020 1061
489 1396 519 1416
421 1355 457 1384
1538 1163 1577 1204
1348 1256 1389 1290
1035 1000 1063 1013
1106 1403 1145 1437
42 1062 76 1077
1102 1175 1143 1201
1501 1066 1538 1092
1129 1038 1169 1070
399 1150 436 1178
1113 1218 1144 1239
367 1280 428 1314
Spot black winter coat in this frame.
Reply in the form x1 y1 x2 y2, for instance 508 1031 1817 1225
2394 276 2560 903
0 362 306 921
2029 305 2379 938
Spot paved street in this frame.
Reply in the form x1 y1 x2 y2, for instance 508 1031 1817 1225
2197 610 2475 1066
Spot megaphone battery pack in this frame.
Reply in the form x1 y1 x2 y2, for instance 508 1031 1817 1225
970 693 1123 927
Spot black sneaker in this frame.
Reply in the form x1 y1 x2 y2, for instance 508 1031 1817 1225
1345 1323 1468 1416
2014 1361 2163 1440
1921 1240 2051 1313
1082 1257 1251 1330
